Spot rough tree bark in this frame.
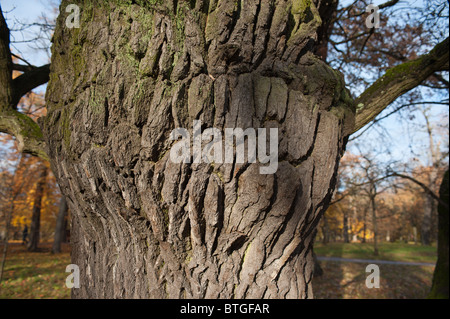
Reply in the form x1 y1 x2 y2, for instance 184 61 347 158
41 0 354 298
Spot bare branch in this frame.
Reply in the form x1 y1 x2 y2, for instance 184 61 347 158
341 0 400 18
388 172 449 209
11 52 33 66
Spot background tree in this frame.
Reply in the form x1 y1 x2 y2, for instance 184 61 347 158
416 106 447 245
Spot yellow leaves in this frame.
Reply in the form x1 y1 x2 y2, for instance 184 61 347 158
11 215 27 228
350 220 365 236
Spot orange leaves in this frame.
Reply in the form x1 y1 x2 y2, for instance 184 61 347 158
1 151 60 241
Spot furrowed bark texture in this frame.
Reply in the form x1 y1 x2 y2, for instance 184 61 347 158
43 0 354 298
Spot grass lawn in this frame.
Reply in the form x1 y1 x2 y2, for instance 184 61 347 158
314 241 437 263
312 242 437 299
0 241 439 299
0 242 71 299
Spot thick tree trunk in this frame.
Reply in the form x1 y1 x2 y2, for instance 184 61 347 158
42 0 354 298
27 164 48 252
52 196 68 254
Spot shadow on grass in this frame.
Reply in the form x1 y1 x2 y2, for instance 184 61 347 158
312 242 436 299
312 242 345 299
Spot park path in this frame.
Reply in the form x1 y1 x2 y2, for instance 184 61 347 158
317 256 435 267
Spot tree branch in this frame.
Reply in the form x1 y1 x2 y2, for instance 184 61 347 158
341 0 400 18
388 172 449 210
349 100 449 141
0 7 13 109
329 192 350 206
378 0 401 10
352 37 449 134
0 8 48 161
12 64 50 106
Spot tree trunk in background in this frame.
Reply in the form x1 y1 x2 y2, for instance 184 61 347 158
52 196 68 254
27 164 48 252
370 195 379 256
342 210 349 243
421 194 434 246
62 219 69 242
362 208 367 243
42 1 354 298
312 251 323 278
413 226 418 244
428 169 449 299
